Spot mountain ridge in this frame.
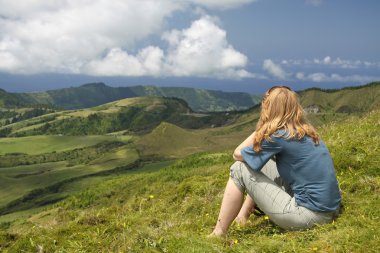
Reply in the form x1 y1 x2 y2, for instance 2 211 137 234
1 82 379 114
9 83 260 112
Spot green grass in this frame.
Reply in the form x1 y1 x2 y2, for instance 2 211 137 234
0 161 174 227
0 144 139 215
0 135 125 155
1 109 378 252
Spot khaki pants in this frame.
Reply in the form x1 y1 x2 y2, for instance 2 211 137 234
230 160 338 230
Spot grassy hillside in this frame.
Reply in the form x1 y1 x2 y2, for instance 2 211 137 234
0 135 120 155
130 85 261 112
1 97 244 137
136 121 252 159
0 135 139 215
298 81 380 113
0 107 378 252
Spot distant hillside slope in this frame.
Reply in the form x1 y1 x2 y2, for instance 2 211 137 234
0 89 27 107
4 82 379 113
298 81 380 113
15 83 136 110
14 83 260 112
1 97 239 137
129 85 261 112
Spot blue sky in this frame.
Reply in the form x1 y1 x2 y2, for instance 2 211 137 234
0 0 379 94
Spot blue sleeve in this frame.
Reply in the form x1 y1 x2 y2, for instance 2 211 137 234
241 139 282 171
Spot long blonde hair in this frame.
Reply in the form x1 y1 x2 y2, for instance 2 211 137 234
253 86 320 152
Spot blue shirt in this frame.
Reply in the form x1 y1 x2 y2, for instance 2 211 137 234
241 131 341 212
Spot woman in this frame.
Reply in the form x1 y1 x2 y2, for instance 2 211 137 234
209 86 341 237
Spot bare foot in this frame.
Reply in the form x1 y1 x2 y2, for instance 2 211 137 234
234 216 249 227
207 229 226 238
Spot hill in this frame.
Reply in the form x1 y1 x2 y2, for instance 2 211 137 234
136 121 253 159
0 108 378 252
0 89 27 108
0 97 241 137
2 82 380 138
129 85 261 112
13 83 261 112
298 81 380 113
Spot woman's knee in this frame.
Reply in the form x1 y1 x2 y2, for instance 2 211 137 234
229 161 245 192
230 160 243 171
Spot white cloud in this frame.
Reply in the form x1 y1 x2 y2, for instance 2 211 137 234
262 59 289 80
162 16 250 78
82 16 254 79
83 47 164 77
0 0 257 78
323 56 331 64
296 72 379 83
282 57 380 69
295 72 305 80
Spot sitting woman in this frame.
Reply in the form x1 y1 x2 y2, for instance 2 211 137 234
209 86 341 237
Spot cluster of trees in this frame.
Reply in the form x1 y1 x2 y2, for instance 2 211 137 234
5 108 55 125
0 127 11 137
0 107 57 128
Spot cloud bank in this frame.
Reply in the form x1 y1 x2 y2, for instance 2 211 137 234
281 56 380 69
0 0 254 79
83 16 253 79
296 72 379 83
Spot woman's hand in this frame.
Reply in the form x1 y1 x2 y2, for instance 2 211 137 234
233 132 255 161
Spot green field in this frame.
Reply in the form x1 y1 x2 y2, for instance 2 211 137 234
0 135 127 155
0 137 139 216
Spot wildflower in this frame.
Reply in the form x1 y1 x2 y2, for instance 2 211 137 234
264 215 269 220
312 247 318 251
149 195 154 199
234 239 239 244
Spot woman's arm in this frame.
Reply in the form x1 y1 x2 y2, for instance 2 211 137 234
233 132 255 161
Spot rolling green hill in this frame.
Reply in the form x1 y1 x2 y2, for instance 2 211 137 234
0 108 378 252
2 82 379 138
0 97 241 137
299 81 380 113
13 83 261 112
136 121 252 159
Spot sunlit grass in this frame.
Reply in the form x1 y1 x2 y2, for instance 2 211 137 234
0 135 124 155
